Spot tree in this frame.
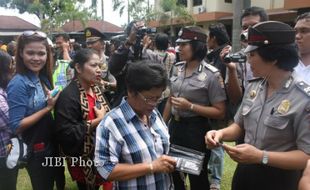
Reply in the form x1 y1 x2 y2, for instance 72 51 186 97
0 0 95 32
153 0 194 38
111 0 154 23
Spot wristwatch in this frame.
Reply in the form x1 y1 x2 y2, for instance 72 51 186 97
262 151 268 165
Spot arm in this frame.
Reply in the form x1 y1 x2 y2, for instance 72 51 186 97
299 160 310 190
223 144 310 170
107 155 176 181
205 122 244 148
162 96 172 123
7 77 59 134
226 64 243 105
188 101 225 120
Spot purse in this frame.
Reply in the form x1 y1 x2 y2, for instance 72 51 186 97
168 144 205 175
6 137 29 169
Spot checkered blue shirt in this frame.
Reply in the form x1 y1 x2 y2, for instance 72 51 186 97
95 99 172 190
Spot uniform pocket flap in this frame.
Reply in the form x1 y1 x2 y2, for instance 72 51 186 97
264 116 289 130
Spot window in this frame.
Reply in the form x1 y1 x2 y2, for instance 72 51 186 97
177 0 187 7
225 0 232 3
193 0 202 6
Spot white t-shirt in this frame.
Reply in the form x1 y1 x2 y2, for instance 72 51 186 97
294 60 310 84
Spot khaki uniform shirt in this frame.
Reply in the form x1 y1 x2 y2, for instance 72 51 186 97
170 60 226 117
234 73 310 154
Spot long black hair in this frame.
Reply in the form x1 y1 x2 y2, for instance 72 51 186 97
0 50 13 89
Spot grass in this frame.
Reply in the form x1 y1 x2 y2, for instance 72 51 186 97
16 145 237 190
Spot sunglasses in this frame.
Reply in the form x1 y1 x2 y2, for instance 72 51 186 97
22 31 47 38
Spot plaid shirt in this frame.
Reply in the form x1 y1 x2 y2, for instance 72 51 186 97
95 99 172 190
0 88 12 157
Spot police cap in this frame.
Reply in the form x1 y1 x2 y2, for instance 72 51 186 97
84 27 106 43
244 21 295 53
176 26 207 43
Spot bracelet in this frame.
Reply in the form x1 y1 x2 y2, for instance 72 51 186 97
149 163 154 174
190 104 194 111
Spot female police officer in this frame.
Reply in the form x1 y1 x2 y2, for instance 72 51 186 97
206 21 310 190
163 26 226 190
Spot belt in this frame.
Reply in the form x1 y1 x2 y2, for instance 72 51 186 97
172 115 208 123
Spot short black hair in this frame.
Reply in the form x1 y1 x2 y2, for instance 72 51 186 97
208 23 230 46
241 6 268 24
155 33 169 51
296 12 310 22
256 44 298 71
0 50 13 89
125 60 167 93
54 33 70 42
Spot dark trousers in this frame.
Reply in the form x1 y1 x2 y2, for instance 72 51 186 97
169 116 211 190
26 147 55 190
232 164 302 190
0 157 18 190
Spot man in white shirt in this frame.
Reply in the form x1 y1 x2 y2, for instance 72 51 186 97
294 12 310 84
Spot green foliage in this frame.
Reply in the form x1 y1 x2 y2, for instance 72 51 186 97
110 0 154 23
149 0 194 37
0 0 95 32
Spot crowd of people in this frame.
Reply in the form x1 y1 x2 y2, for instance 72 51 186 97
0 6 309 190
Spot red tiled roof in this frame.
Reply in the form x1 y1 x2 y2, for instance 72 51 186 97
62 20 123 33
0 15 39 30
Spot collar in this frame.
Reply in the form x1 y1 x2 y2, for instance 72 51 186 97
119 97 157 125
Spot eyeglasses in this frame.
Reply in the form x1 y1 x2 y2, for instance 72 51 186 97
138 92 163 105
22 31 47 38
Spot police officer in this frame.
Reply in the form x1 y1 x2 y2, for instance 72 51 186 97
206 21 310 190
163 26 226 190
84 27 116 100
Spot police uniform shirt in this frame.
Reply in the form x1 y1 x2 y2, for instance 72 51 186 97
234 73 310 154
170 60 226 117
294 60 310 85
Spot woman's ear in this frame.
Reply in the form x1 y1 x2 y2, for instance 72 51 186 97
74 64 82 74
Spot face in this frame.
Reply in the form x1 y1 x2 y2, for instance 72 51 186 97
55 36 65 49
207 35 216 50
76 53 102 84
294 18 310 56
128 87 164 116
87 40 104 52
21 41 47 75
247 50 275 78
241 15 261 46
241 15 261 32
178 42 193 62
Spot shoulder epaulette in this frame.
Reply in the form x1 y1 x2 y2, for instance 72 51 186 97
204 63 218 73
296 81 310 97
248 77 263 83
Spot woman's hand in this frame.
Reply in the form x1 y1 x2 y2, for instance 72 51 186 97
223 143 263 164
205 130 223 149
94 105 106 120
46 90 61 111
143 35 152 49
171 97 191 110
152 155 176 173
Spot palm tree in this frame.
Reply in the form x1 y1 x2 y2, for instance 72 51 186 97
154 0 194 38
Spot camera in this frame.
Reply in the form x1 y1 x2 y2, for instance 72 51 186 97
136 27 157 39
224 52 247 64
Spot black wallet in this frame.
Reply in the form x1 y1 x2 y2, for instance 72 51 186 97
168 144 205 175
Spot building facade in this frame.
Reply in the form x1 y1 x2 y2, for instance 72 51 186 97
150 0 310 39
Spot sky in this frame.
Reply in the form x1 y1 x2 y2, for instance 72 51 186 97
0 0 147 28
